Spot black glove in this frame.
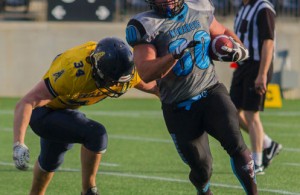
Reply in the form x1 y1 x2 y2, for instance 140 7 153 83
172 40 200 59
220 37 249 62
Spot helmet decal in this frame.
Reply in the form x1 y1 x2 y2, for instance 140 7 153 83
92 51 105 64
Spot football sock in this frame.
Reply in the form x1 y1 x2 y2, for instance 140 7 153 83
263 134 272 149
252 152 263 166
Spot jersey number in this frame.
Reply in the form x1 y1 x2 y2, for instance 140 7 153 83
74 61 85 77
169 31 211 76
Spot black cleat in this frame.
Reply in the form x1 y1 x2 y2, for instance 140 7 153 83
81 187 99 195
263 141 282 168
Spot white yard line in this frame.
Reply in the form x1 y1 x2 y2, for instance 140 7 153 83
0 161 119 168
0 161 299 195
282 163 300 167
1 127 300 152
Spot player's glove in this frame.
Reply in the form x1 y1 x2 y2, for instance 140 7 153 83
221 37 249 62
172 40 200 59
13 142 30 171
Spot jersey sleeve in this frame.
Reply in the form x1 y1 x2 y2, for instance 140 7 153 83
43 54 73 97
257 8 275 41
126 18 149 47
126 11 164 47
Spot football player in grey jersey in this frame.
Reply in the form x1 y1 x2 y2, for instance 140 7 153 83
126 0 257 194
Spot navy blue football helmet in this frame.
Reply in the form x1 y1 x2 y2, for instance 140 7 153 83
145 0 184 17
90 37 134 97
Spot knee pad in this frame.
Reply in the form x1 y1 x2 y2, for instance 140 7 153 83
83 123 108 153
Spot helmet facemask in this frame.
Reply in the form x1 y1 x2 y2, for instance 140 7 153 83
145 0 184 18
90 54 133 98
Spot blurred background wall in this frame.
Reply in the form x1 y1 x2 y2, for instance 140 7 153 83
0 0 299 99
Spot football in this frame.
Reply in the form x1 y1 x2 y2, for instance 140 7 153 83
209 35 234 61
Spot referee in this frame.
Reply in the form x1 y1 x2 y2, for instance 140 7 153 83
230 0 282 175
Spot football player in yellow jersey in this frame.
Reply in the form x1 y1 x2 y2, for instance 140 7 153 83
12 37 159 195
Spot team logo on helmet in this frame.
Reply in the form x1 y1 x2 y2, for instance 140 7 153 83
92 51 105 63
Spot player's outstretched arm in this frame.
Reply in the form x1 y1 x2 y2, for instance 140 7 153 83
13 80 53 170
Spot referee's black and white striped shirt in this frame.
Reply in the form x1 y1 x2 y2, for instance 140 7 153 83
234 0 276 62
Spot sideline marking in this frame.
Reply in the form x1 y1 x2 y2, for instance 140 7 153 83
0 161 299 195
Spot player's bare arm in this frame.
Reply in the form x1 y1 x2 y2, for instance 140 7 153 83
209 17 226 37
209 17 241 44
210 17 249 62
14 80 54 144
210 17 243 45
133 44 177 83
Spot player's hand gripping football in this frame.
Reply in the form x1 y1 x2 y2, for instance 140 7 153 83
221 37 249 62
13 142 30 171
172 40 200 59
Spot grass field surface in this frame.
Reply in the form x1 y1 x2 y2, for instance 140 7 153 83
0 97 299 195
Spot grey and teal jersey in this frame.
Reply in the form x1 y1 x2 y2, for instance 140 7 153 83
126 0 219 104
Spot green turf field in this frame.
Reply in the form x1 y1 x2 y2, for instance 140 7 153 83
0 97 299 195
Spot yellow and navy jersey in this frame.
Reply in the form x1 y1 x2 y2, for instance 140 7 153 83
43 41 141 110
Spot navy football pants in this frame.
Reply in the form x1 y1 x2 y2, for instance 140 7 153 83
29 107 107 172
